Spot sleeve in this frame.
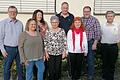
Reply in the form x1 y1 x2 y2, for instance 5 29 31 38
94 18 101 41
18 32 26 63
62 29 67 51
67 30 72 52
44 30 49 49
0 21 6 54
118 24 120 42
71 14 74 24
45 21 49 30
22 24 24 32
82 32 88 55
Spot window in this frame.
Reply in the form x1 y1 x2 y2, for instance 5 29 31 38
0 0 56 14
94 0 120 15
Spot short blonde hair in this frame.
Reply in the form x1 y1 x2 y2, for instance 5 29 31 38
25 18 37 31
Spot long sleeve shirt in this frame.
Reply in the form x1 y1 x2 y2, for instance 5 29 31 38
81 16 101 41
44 28 67 55
18 31 44 62
67 30 88 54
0 18 23 53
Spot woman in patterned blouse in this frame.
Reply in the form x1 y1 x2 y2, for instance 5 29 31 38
44 16 67 80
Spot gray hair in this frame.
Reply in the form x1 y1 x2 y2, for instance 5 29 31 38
50 16 59 22
105 11 115 17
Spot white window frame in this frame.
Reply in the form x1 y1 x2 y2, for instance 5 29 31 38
0 0 56 14
94 0 120 15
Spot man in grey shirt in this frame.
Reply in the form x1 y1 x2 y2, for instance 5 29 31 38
0 6 23 80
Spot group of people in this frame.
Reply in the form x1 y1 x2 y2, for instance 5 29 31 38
0 1 120 80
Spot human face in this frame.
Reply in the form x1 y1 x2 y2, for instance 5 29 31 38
83 8 91 18
74 20 81 29
8 8 17 20
51 19 59 29
36 12 42 21
106 13 115 23
61 4 69 15
28 20 37 31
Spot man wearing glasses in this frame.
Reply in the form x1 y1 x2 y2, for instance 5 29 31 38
0 6 23 80
81 6 101 80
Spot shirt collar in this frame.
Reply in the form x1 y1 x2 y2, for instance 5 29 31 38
60 12 70 18
82 15 92 19
7 18 18 23
106 22 116 26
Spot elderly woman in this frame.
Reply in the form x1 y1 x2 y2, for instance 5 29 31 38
44 16 67 80
18 18 44 80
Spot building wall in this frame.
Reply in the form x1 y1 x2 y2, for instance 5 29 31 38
0 0 120 26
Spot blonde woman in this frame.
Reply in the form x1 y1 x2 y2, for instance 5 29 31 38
18 18 44 80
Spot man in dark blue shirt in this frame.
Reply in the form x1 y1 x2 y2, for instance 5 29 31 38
56 2 74 35
56 2 74 80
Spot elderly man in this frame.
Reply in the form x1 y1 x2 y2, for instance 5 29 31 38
101 11 120 80
56 2 74 35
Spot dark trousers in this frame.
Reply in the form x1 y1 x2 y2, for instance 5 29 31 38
101 43 118 80
43 60 49 80
4 45 23 80
48 55 62 80
68 52 84 80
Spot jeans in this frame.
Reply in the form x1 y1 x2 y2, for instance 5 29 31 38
26 59 44 80
4 45 23 80
87 40 95 79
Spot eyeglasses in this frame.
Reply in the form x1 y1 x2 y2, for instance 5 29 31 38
8 11 17 13
83 11 91 13
51 22 59 23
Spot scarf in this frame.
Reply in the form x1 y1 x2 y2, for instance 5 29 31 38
72 28 83 51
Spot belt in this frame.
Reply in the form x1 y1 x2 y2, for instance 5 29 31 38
101 43 117 46
4 45 18 48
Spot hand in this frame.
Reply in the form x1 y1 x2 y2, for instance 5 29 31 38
24 59 29 65
45 53 49 61
92 43 97 50
62 51 67 59
43 55 46 61
40 26 45 32
2 52 8 58
84 53 87 56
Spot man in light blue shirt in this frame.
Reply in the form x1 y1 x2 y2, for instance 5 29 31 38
0 6 23 80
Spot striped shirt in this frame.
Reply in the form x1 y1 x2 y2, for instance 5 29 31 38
0 18 23 53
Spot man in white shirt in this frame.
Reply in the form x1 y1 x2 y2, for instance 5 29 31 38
101 11 120 80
